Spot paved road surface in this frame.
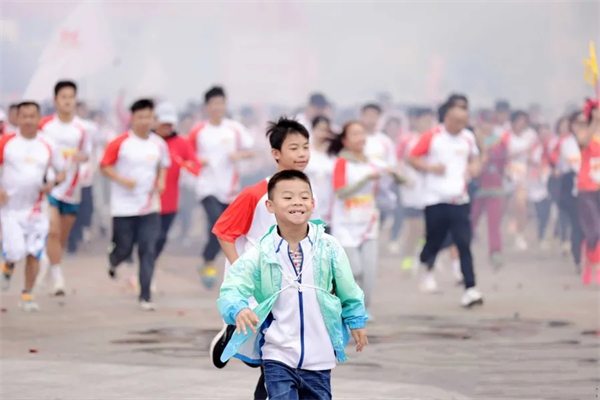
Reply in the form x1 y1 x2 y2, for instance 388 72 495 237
1 230 599 399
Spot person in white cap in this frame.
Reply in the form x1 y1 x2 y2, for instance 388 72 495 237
153 102 202 260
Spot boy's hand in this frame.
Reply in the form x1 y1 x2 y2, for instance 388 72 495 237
235 308 259 335
351 328 368 352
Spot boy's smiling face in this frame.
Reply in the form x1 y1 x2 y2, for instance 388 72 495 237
266 178 314 226
272 133 310 171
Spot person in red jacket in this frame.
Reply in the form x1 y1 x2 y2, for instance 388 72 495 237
154 103 201 259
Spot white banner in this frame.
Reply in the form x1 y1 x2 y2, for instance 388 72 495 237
23 0 115 102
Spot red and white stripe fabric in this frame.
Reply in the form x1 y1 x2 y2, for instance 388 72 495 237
100 131 170 217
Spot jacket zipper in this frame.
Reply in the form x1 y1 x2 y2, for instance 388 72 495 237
288 243 305 369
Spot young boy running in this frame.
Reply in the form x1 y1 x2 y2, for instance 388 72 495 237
217 170 368 400
209 118 315 399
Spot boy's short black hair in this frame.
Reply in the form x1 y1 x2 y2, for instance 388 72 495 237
205 86 226 104
54 80 77 97
510 110 528 123
267 170 312 200
495 100 510 111
446 93 469 109
16 101 40 113
130 98 154 113
265 117 310 151
361 103 382 114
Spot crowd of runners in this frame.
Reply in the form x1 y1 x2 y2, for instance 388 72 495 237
0 78 598 399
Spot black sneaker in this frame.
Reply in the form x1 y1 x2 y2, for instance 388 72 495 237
210 324 236 369
108 264 117 279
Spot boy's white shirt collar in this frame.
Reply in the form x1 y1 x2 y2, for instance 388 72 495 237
272 222 316 256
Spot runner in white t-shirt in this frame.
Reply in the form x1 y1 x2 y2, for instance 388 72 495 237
100 99 170 311
187 87 254 289
408 104 484 308
501 111 538 251
67 101 101 254
209 118 312 399
396 108 435 271
0 102 65 311
37 81 92 296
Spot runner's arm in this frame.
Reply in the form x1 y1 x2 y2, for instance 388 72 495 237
212 186 261 263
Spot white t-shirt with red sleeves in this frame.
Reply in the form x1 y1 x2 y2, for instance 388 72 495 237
330 157 380 248
398 132 425 210
410 127 479 207
188 119 254 204
100 132 171 217
501 128 538 186
0 132 65 214
365 131 397 168
212 178 321 274
39 115 92 204
553 134 581 174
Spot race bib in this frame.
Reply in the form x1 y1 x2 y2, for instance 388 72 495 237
343 193 375 223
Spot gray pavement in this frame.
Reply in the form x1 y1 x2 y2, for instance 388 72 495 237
1 229 599 399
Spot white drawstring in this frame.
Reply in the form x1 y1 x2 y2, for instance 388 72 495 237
275 267 329 295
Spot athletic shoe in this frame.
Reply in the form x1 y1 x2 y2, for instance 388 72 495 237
401 256 413 271
200 264 217 290
52 271 65 296
108 264 117 279
583 267 592 285
1 263 13 292
210 323 236 369
515 234 528 251
19 293 39 312
419 271 438 293
387 241 401 255
461 288 483 308
139 300 156 311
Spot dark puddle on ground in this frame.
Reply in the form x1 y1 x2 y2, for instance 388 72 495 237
111 328 220 349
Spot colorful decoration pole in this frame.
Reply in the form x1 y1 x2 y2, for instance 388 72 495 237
583 40 599 101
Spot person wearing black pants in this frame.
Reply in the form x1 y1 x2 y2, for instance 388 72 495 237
199 195 230 287
110 213 161 302
559 171 583 271
100 98 171 311
408 102 484 307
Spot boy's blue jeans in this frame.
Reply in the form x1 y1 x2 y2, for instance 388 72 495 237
263 360 332 400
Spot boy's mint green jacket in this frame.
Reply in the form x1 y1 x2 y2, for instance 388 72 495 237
217 220 368 365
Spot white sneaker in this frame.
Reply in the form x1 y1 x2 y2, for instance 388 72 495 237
461 288 483 308
419 271 438 293
515 235 528 251
19 295 40 312
139 300 156 311
51 270 66 296
387 241 401 255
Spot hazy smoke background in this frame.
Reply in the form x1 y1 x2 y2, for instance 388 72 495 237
1 0 599 115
